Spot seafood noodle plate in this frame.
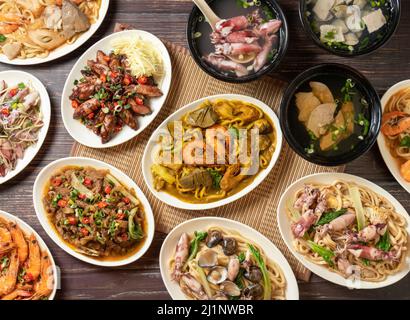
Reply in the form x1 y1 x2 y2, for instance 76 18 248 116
0 0 103 61
0 211 57 300
169 226 287 300
42 165 149 260
286 179 408 282
381 86 410 183
149 98 279 205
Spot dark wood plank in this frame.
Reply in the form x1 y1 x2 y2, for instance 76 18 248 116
0 0 409 300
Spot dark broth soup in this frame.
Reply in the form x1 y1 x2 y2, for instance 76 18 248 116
306 0 393 54
191 0 282 78
290 75 371 158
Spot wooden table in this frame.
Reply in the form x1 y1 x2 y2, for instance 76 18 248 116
0 0 409 300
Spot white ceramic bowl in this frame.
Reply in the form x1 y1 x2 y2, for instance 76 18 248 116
142 94 283 210
0 210 58 300
61 29 172 148
0 70 51 185
377 79 410 193
0 0 109 65
159 217 299 300
33 157 155 267
277 172 410 289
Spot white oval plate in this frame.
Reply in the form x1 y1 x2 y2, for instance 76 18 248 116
33 157 155 267
61 29 172 148
0 209 58 300
0 70 51 185
142 94 283 210
160 217 299 300
0 0 109 65
277 172 410 289
377 80 410 193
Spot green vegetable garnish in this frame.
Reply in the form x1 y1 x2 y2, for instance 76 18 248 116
234 268 245 289
315 208 347 226
207 169 223 189
188 231 208 261
248 244 271 300
399 135 410 148
238 252 246 263
356 113 370 136
377 231 391 252
307 240 335 267
17 83 26 89
128 208 144 240
362 258 370 266
0 34 6 42
341 79 356 103
228 126 239 139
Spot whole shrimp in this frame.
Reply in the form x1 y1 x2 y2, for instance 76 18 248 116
0 250 19 296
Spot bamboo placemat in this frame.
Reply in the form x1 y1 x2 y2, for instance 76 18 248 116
70 41 344 281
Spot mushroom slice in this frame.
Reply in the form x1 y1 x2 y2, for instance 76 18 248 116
309 82 335 104
307 103 337 138
27 29 66 50
2 42 22 60
295 92 321 122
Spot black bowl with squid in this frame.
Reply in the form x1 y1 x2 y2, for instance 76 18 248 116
187 0 289 83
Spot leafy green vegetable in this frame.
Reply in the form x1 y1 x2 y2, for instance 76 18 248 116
238 252 246 263
208 169 223 189
307 241 335 267
315 209 347 226
348 185 366 230
128 208 144 240
376 231 391 252
188 231 208 261
0 34 6 43
248 244 271 300
400 135 410 148
228 126 239 139
362 258 370 266
18 83 26 89
235 268 245 289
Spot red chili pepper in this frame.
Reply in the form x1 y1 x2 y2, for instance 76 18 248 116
123 74 132 85
100 74 107 83
9 88 18 97
1 108 10 116
52 177 62 187
103 55 110 63
122 197 130 204
78 193 86 200
83 178 92 186
104 185 112 194
116 213 126 220
120 233 128 241
110 71 118 79
82 217 90 224
97 201 108 209
80 228 89 236
71 100 79 109
135 97 144 105
68 216 77 225
87 112 95 119
23 273 34 282
137 76 148 84
57 199 67 207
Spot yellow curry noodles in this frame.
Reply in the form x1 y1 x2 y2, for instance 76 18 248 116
151 99 277 204
0 0 102 60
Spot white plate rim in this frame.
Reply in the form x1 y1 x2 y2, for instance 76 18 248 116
61 29 172 149
159 216 299 300
0 0 110 66
0 70 51 185
0 209 58 300
377 79 410 194
142 93 283 210
32 156 155 267
277 172 410 289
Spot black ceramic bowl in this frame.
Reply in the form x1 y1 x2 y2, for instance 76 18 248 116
299 0 401 57
187 0 289 83
280 63 381 166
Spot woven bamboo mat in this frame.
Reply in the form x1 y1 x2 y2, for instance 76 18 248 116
70 41 344 281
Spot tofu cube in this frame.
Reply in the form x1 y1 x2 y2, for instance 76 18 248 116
362 9 387 34
313 0 336 21
320 25 345 43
